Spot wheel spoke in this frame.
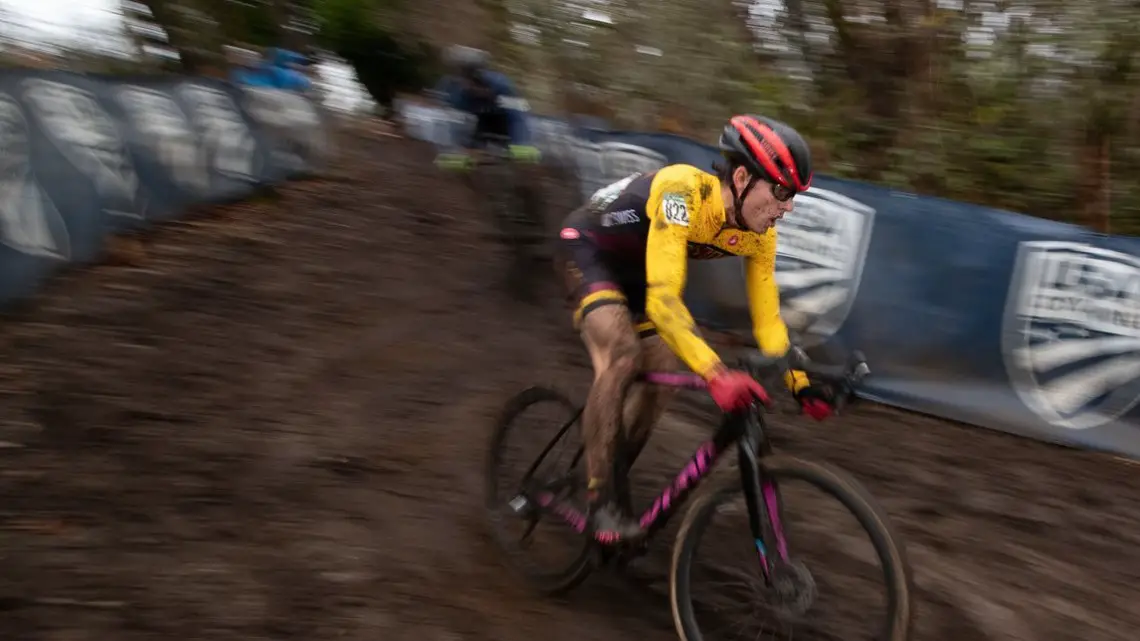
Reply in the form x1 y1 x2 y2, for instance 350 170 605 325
670 455 913 641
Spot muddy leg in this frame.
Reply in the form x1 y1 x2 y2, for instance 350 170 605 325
621 334 683 473
579 305 643 501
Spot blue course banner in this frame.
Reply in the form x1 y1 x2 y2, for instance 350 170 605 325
0 70 328 311
399 103 1140 461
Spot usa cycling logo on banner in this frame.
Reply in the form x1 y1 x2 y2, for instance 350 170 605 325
0 93 70 259
1002 241 1140 430
116 85 209 196
177 83 260 183
21 78 144 220
772 187 875 345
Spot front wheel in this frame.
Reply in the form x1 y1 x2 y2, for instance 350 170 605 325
670 454 913 641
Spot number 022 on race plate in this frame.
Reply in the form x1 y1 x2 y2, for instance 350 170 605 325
662 193 689 227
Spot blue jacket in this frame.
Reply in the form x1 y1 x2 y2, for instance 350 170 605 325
435 69 532 146
231 48 312 92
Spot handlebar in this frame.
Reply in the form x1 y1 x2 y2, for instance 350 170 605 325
474 133 513 144
472 133 514 153
638 346 871 414
739 345 870 383
470 136 514 165
737 346 871 412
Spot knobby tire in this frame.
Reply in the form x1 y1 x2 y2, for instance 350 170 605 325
484 386 594 595
670 454 914 641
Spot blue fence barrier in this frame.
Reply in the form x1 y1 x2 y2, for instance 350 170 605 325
0 70 329 307
398 102 1140 460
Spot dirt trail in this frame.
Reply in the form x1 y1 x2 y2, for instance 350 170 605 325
1 129 1138 641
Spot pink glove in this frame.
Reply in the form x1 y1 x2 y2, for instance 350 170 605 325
707 369 770 413
794 386 834 420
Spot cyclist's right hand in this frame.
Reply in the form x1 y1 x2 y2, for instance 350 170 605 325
435 152 473 172
706 367 770 413
509 144 541 164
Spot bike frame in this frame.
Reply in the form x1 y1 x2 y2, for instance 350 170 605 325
524 370 789 580
468 132 535 234
467 134 516 194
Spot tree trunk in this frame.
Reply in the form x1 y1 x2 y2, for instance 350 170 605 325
137 0 207 73
1077 133 1111 233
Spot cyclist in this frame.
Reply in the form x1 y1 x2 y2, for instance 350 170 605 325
433 45 548 301
555 114 837 543
433 45 541 169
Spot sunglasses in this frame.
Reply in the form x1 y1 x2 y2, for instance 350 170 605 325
770 182 796 202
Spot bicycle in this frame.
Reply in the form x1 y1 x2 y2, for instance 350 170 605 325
485 347 913 641
465 132 547 302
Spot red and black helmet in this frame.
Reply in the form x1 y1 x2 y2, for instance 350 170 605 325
719 114 813 193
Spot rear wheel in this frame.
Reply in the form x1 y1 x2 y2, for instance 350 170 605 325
474 159 538 302
670 455 913 641
500 168 543 302
484 386 594 595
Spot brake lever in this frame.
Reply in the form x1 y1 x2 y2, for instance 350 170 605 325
849 350 870 378
830 352 870 414
828 380 855 415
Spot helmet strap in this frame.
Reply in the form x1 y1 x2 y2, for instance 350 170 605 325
728 174 758 229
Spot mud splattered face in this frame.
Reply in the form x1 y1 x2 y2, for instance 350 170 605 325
733 166 795 234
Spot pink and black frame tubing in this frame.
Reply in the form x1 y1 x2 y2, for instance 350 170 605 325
529 370 791 577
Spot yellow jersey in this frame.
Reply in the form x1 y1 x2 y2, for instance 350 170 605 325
566 163 808 390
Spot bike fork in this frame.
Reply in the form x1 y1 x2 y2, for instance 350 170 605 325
738 436 788 585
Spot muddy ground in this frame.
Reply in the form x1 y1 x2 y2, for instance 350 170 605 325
1 128 1138 641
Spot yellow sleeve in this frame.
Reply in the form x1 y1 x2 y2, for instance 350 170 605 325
744 228 810 393
644 190 722 378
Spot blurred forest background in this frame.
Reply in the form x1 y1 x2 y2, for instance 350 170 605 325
2 0 1138 233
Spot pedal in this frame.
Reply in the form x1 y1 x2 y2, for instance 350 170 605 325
507 493 534 518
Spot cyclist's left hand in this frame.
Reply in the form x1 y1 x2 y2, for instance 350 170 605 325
794 385 834 420
435 152 473 172
509 144 541 164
